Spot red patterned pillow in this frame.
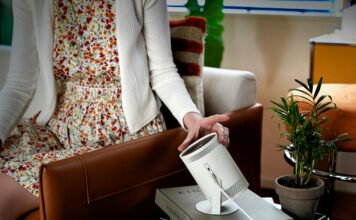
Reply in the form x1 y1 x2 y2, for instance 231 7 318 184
170 16 207 115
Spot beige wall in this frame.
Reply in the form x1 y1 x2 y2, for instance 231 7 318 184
170 12 341 189
222 14 341 189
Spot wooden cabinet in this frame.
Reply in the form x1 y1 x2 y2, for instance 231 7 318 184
311 42 356 84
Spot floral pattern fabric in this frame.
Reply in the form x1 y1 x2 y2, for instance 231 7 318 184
0 0 166 196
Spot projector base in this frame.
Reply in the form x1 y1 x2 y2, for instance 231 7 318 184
196 200 238 215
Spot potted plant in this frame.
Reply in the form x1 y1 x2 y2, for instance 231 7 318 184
268 77 351 220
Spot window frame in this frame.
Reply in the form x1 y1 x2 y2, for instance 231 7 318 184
167 0 345 17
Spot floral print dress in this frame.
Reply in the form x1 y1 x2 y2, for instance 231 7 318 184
0 0 166 196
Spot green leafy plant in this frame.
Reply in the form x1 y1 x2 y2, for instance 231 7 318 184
269 78 352 187
185 0 224 68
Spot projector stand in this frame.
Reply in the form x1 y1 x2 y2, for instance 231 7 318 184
195 164 239 215
195 199 238 215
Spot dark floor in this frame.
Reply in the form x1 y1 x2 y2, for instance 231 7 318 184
259 188 356 220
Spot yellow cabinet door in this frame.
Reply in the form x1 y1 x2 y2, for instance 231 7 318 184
311 43 356 84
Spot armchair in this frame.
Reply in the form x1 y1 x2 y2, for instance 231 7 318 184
0 45 263 220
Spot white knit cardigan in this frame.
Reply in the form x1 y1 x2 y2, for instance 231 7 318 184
0 0 199 143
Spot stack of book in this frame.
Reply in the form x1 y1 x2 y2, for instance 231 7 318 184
155 185 292 220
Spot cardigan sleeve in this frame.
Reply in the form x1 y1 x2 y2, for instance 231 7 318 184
0 0 39 144
142 0 200 129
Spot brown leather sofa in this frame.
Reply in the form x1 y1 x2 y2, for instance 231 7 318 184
16 67 263 220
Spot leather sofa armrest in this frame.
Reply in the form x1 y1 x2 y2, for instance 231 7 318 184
39 127 192 220
39 103 263 220
202 67 257 116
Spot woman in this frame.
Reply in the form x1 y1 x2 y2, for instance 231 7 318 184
0 0 229 219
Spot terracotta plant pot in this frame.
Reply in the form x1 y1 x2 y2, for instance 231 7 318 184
275 175 324 220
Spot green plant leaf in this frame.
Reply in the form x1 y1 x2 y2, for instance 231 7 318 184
307 78 314 94
335 133 352 138
281 96 289 108
328 95 333 102
269 108 287 116
289 88 313 99
295 79 312 93
333 133 355 143
314 77 323 99
270 100 288 111
315 95 327 106
288 94 314 104
316 101 333 112
335 137 355 143
313 118 328 129
317 106 337 116
299 110 311 117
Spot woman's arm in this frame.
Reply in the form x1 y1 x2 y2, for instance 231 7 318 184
142 0 229 151
0 0 39 144
142 0 199 128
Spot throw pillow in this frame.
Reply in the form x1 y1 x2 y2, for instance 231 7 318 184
170 16 207 116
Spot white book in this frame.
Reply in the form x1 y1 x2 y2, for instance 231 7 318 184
155 185 292 220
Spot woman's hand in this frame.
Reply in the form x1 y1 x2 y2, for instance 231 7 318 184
178 112 230 152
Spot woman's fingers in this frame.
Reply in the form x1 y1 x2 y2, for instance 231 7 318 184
205 114 229 126
201 115 230 146
178 127 199 152
178 114 230 152
224 127 230 146
213 123 229 146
